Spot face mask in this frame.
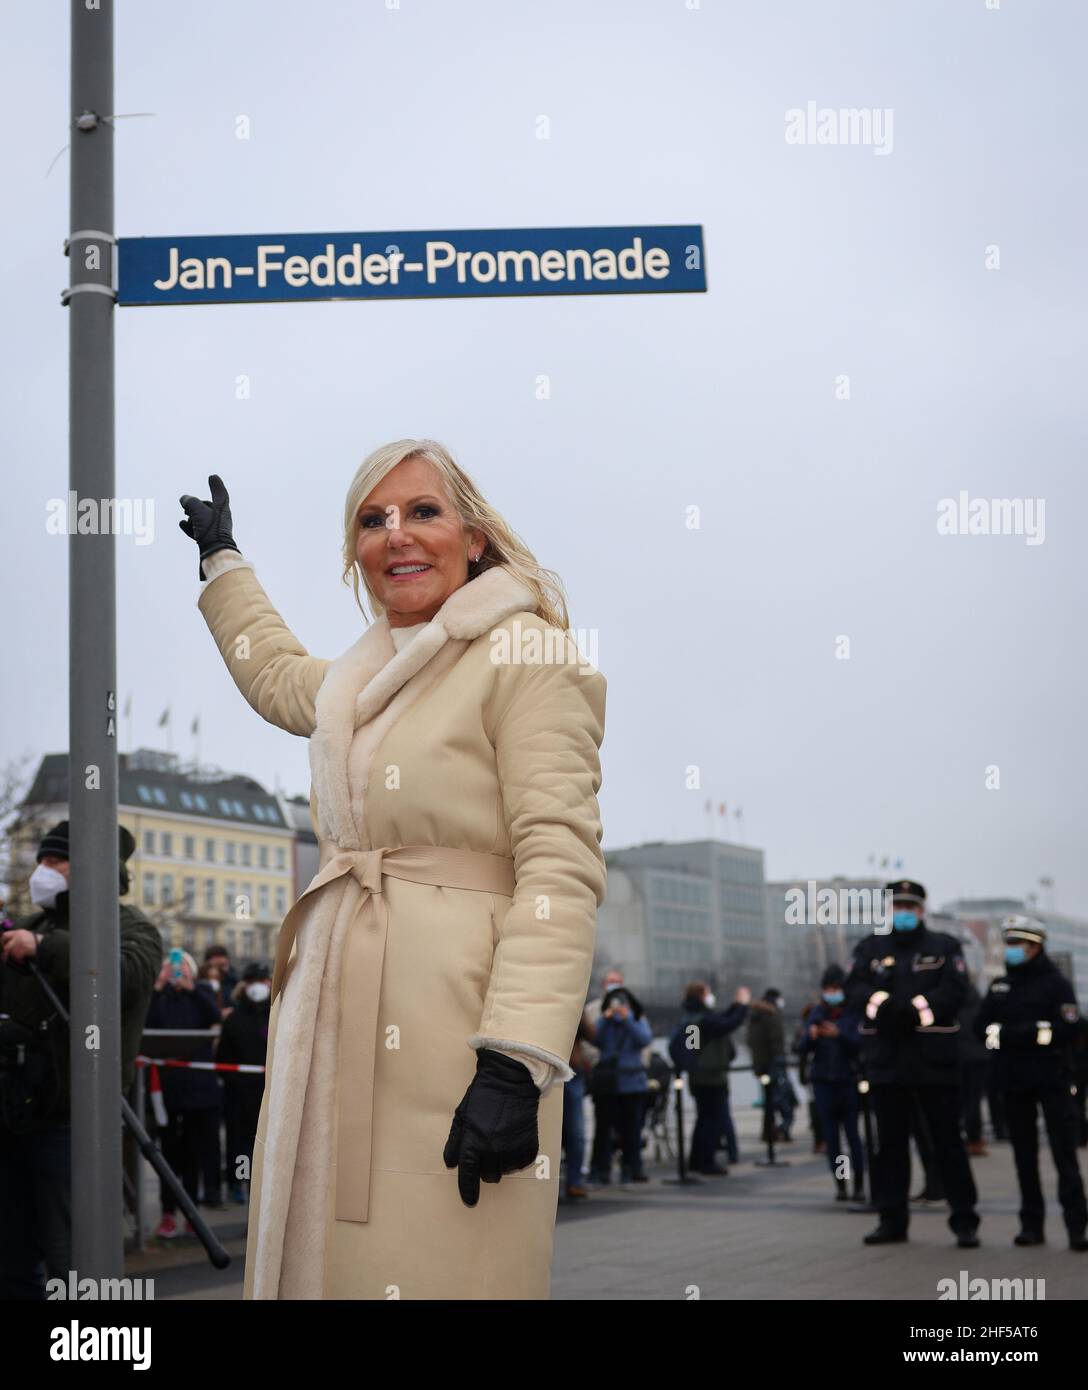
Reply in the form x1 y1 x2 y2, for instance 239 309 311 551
30 864 68 909
822 990 844 1005
246 982 271 1003
703 992 717 1008
892 910 919 931
777 998 786 1010
1004 945 1027 967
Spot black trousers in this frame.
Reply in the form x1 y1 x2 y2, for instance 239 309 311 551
159 1108 222 1213
592 1093 646 1180
1004 1088 1088 1238
871 1084 978 1235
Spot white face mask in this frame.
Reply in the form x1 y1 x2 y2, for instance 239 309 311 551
246 982 271 1003
30 864 68 909
704 992 717 1008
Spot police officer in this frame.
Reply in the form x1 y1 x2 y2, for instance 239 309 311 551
974 915 1088 1251
845 879 980 1247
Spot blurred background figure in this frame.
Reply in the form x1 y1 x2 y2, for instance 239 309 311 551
958 971 991 1158
215 960 271 1206
748 987 796 1142
798 965 864 1202
0 820 160 1298
588 983 652 1185
146 950 223 1240
674 979 750 1175
975 916 1087 1250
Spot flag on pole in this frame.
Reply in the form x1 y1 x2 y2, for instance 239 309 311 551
158 706 170 728
191 715 200 735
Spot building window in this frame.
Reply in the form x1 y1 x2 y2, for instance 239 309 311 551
183 877 196 909
258 845 268 869
137 785 152 803
183 835 195 860
258 885 270 918
203 879 215 912
204 838 215 863
240 843 252 867
194 794 209 811
224 881 236 913
180 792 193 810
224 842 236 865
242 929 255 956
253 804 265 822
143 830 155 854
153 788 167 805
233 800 245 816
161 874 174 905
275 847 286 871
275 886 286 915
143 873 156 906
161 832 173 856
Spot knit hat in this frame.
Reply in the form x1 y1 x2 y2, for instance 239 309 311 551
821 964 846 989
36 820 137 865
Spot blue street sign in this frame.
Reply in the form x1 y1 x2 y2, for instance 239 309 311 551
118 225 706 306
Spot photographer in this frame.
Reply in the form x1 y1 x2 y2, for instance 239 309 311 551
0 820 162 1298
588 984 653 1185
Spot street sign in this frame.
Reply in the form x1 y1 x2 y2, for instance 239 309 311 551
118 224 706 306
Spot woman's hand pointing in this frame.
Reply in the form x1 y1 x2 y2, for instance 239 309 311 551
179 474 240 579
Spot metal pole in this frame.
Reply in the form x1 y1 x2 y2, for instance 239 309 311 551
68 0 120 1281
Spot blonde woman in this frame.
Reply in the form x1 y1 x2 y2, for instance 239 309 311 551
178 440 606 1299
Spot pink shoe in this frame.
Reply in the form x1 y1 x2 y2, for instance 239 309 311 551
154 1214 178 1240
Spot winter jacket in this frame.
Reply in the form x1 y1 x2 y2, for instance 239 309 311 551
0 890 162 1132
796 1001 860 1082
973 952 1081 1093
593 1011 653 1094
145 981 223 1111
845 923 968 1086
747 999 787 1074
680 999 748 1087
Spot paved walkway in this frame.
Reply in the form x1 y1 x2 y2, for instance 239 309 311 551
126 1097 1087 1300
551 1100 1086 1300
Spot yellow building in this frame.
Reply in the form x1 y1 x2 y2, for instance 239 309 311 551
10 748 296 967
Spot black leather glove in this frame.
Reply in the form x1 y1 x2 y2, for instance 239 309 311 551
442 1048 540 1208
178 474 240 579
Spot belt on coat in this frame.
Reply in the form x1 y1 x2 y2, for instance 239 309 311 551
269 844 516 1224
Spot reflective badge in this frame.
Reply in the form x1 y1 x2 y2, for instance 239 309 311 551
992 981 1011 993
1061 1004 1080 1023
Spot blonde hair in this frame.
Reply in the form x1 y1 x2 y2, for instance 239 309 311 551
341 439 569 629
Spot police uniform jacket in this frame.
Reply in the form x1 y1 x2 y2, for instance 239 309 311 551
844 923 968 1086
972 952 1081 1093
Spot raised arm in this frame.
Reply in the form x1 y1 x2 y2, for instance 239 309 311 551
181 476 330 737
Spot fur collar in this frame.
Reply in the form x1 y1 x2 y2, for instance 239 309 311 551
308 565 535 849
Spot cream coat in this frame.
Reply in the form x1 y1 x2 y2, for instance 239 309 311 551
196 559 606 1299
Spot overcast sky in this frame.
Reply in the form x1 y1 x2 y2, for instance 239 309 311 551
4 1 1085 913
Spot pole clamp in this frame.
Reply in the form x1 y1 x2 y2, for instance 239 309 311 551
60 283 118 306
64 229 117 255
